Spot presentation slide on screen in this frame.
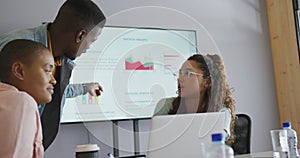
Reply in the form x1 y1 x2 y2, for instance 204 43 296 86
61 26 197 123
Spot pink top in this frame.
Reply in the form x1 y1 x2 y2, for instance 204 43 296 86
0 82 44 158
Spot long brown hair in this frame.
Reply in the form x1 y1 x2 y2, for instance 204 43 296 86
168 54 236 144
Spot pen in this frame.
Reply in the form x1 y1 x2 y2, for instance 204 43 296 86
108 153 115 158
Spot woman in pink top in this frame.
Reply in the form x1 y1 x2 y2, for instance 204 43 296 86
0 39 56 158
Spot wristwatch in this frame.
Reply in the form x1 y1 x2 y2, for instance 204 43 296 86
82 84 88 94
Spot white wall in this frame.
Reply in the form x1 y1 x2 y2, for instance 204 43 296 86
0 0 280 157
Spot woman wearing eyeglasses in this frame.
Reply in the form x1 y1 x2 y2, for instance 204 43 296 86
154 54 236 144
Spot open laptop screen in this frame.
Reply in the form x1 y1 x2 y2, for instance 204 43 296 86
147 112 225 158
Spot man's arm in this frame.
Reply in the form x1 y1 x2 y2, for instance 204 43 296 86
65 82 103 98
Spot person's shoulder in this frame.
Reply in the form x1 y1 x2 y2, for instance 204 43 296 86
154 97 176 116
0 89 37 121
11 90 37 110
156 97 176 107
220 106 230 111
1 28 34 39
158 97 176 103
0 25 45 50
0 24 46 40
219 106 232 116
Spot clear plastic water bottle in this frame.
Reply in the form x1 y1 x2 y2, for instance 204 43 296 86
283 122 299 158
206 133 234 158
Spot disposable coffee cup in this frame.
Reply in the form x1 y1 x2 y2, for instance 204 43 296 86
75 144 100 158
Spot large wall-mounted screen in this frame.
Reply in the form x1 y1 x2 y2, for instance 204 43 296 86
61 26 197 123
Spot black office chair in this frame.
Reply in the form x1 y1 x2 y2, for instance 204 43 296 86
231 113 251 155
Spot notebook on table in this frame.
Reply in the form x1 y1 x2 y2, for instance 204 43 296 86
147 112 225 158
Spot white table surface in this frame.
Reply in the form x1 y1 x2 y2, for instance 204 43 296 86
235 151 273 158
235 149 300 158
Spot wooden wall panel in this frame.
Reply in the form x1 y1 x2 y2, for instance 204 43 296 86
266 0 300 142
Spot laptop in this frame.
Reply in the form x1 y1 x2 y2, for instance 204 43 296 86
147 112 225 158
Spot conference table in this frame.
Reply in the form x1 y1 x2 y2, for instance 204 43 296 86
235 151 273 158
235 149 300 158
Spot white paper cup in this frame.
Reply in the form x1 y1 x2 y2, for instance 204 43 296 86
75 144 100 158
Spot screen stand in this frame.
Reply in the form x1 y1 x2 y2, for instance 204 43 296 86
112 120 119 157
112 120 141 157
133 119 140 155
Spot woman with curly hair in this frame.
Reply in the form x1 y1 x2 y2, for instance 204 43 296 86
154 54 236 144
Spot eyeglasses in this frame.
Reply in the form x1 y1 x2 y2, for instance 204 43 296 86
178 70 203 78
